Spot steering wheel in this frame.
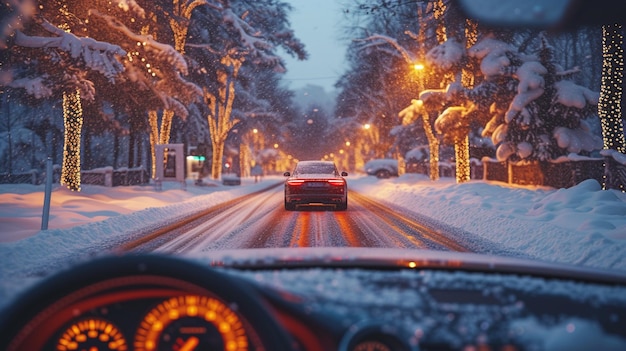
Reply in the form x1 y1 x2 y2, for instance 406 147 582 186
0 254 295 351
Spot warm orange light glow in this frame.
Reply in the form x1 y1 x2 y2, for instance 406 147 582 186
413 63 425 71
135 296 248 351
57 318 127 351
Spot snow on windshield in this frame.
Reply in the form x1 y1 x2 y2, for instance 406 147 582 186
228 267 626 349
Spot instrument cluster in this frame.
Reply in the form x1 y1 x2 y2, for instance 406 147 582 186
11 275 261 351
1 255 419 351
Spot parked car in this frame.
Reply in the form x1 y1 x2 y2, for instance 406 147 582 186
284 160 348 211
364 159 399 179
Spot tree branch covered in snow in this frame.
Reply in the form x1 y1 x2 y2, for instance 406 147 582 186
355 34 416 63
14 20 126 82
90 10 187 75
4 76 52 98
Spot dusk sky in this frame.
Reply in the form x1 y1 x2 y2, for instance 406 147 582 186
280 1 349 92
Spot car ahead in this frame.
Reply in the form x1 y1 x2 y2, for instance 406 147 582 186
284 160 348 211
2 249 626 351
364 159 399 179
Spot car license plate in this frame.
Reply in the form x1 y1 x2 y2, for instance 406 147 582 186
307 182 325 187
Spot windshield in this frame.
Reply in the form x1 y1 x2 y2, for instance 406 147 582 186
1 0 626 315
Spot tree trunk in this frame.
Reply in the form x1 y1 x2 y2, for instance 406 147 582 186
454 134 470 183
211 138 225 179
60 90 83 191
599 24 626 153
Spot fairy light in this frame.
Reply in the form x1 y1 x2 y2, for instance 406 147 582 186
159 110 174 145
60 90 83 191
149 110 159 178
599 24 625 154
598 24 625 191
170 0 205 54
453 19 479 183
455 135 470 183
434 0 447 44
415 100 440 180
465 19 478 48
462 19 477 88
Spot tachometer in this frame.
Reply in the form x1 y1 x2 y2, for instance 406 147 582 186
56 318 127 351
134 295 248 351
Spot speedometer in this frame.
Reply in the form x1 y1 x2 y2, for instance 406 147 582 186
56 318 127 351
134 295 249 351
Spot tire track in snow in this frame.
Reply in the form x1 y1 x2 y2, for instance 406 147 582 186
127 185 474 254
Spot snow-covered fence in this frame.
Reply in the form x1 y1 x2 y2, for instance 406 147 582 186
406 159 482 179
542 159 604 189
470 159 484 180
81 167 113 186
81 167 150 187
483 158 605 188
509 162 545 186
482 159 508 183
406 160 429 174
602 150 626 192
112 167 150 186
0 166 150 186
0 170 40 185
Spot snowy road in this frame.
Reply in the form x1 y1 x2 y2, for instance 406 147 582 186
121 185 471 254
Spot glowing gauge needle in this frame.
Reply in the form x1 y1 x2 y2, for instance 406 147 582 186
178 336 199 351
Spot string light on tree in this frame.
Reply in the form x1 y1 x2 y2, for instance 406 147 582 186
455 19 478 183
599 24 625 154
148 110 159 178
434 0 447 44
599 23 625 192
60 90 83 191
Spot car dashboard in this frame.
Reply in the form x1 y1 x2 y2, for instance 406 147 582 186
1 253 626 351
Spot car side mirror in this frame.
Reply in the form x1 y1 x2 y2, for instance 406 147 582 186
341 171 348 177
283 172 291 177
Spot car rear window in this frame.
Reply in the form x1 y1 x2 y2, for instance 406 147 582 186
296 163 336 175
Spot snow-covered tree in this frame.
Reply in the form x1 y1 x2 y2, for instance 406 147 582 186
477 35 602 162
1 1 128 190
187 0 306 180
337 0 426 171
425 26 602 186
1 0 204 188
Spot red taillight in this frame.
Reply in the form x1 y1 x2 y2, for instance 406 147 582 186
287 179 305 186
327 179 345 186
